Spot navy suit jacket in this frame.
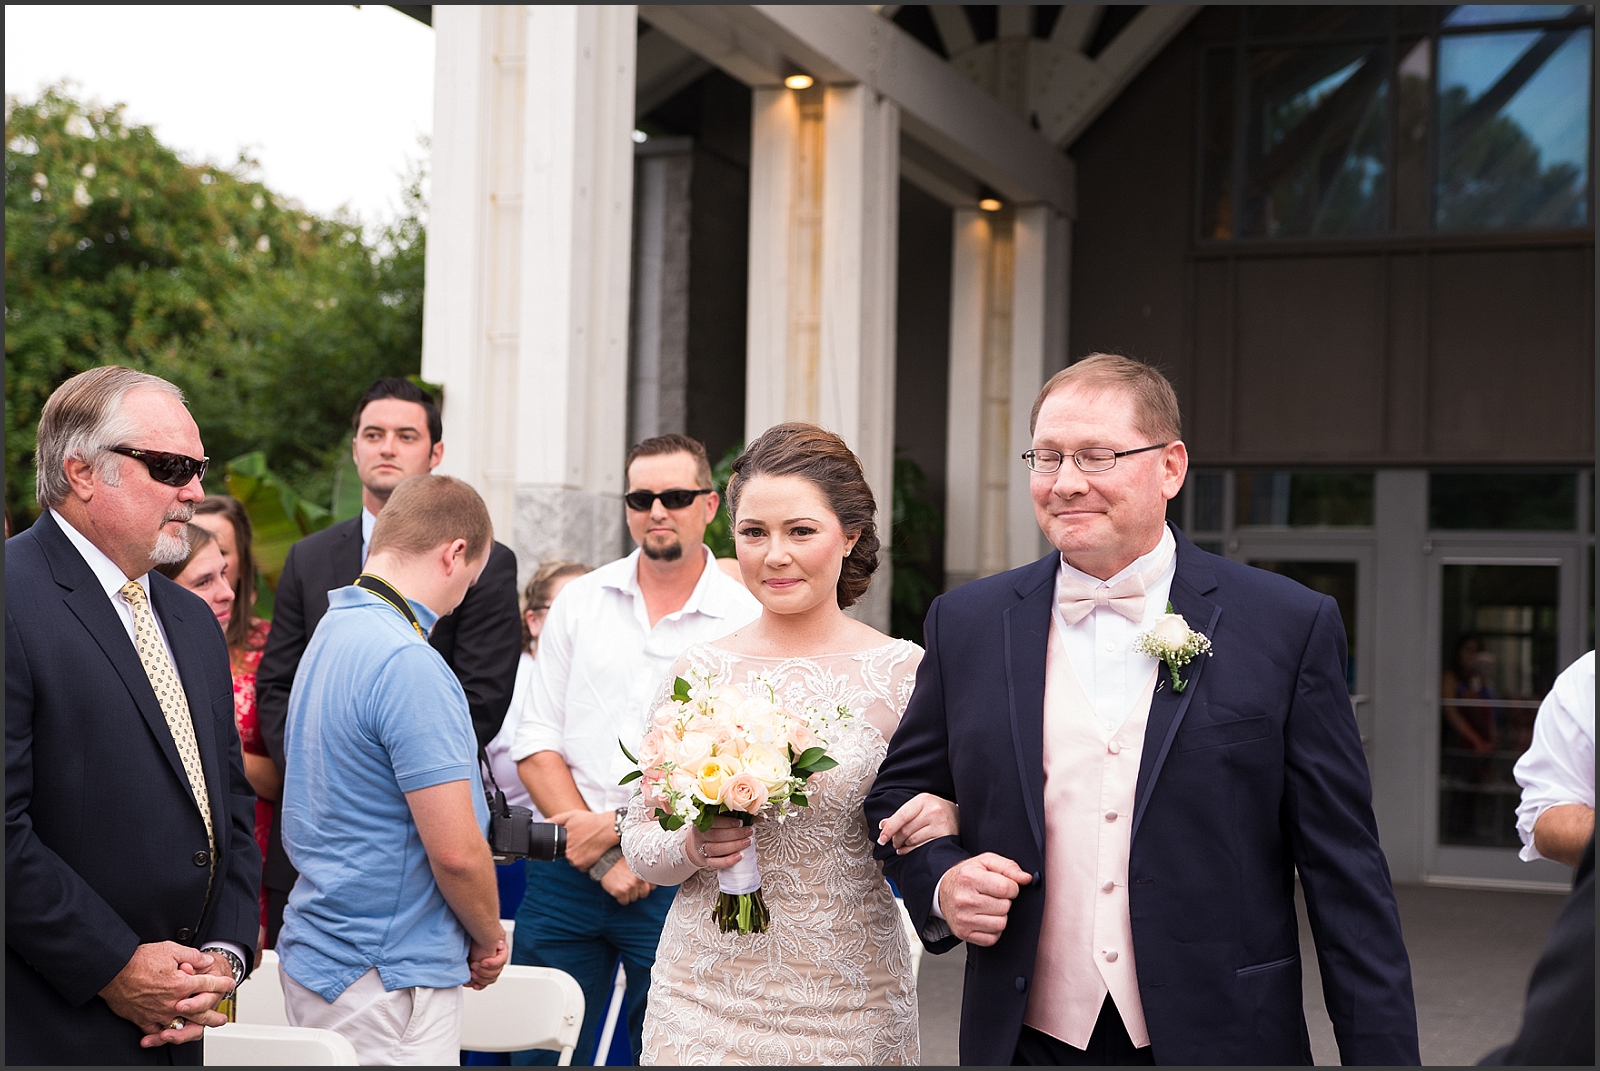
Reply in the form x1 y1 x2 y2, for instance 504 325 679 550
6 512 261 1065
865 526 1419 1065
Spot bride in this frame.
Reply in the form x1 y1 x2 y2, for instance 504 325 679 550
620 422 954 1065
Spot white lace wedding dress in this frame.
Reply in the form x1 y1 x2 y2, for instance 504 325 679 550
620 639 924 1065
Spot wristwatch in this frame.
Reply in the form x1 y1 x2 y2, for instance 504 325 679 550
613 806 627 839
204 946 246 990
589 845 625 881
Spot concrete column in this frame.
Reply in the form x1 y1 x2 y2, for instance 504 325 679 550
423 5 637 583
943 203 1070 588
629 136 693 444
745 82 900 630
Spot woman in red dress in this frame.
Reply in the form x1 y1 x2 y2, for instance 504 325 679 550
193 497 276 951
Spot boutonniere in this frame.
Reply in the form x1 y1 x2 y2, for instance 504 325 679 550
1135 603 1213 693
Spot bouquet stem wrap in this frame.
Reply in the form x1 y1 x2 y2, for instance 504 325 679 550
713 846 767 933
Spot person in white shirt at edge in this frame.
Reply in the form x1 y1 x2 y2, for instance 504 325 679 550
1513 651 1595 868
484 560 593 829
510 434 763 1066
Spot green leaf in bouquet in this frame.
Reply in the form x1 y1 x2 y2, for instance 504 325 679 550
694 808 719 833
794 746 828 769
618 737 639 764
790 792 808 807
672 676 692 703
799 755 839 774
618 769 643 785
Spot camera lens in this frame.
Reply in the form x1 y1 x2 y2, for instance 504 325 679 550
526 822 567 862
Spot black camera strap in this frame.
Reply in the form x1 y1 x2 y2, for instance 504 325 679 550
356 573 507 812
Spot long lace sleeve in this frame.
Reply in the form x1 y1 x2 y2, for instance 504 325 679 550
619 652 703 886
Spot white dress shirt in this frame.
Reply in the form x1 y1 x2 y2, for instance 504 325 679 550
50 509 250 971
360 507 377 565
1513 651 1595 863
511 546 763 813
485 652 540 817
930 526 1177 922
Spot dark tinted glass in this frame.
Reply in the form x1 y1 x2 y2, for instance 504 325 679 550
1436 26 1592 228
1442 5 1586 29
1429 473 1577 530
1201 49 1238 239
1192 472 1227 531
1240 43 1390 236
1395 38 1433 230
1236 471 1374 526
1247 6 1392 39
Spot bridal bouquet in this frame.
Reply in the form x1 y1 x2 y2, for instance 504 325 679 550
621 673 841 934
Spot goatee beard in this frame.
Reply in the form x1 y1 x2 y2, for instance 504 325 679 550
642 539 684 562
150 528 191 565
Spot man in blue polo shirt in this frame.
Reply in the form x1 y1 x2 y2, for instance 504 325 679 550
278 475 508 1063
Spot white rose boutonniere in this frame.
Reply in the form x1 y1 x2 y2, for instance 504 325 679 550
1135 603 1213 693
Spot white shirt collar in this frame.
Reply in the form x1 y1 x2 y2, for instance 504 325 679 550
602 544 744 620
50 508 150 600
360 507 378 564
1059 524 1177 589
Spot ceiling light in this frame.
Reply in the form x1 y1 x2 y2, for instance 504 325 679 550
979 197 1002 212
631 129 648 144
784 73 815 90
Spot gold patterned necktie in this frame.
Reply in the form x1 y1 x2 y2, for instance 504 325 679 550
120 581 216 884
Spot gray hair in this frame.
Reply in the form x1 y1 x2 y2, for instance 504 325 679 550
35 366 187 508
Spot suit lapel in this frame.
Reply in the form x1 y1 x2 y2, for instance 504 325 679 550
1131 527 1221 843
335 517 363 582
40 516 197 799
1003 555 1057 859
154 578 227 839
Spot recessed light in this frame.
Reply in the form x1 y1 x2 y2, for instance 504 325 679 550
784 74 815 90
979 197 1002 212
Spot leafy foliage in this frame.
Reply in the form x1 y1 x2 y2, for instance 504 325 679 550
889 452 944 643
5 85 425 526
703 442 741 559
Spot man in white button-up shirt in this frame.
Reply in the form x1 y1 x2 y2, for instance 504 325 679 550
511 435 760 1065
1513 651 1595 867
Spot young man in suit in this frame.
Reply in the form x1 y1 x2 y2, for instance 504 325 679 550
865 354 1419 1065
7 367 260 1064
254 378 521 944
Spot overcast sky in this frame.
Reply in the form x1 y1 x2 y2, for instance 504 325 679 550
5 5 435 225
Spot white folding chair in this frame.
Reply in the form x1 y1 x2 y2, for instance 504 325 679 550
459 965 585 1065
233 949 290 1027
897 898 925 980
204 1022 358 1065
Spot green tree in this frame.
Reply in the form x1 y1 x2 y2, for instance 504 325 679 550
5 85 425 524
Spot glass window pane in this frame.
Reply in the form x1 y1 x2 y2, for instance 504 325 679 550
1438 563 1560 848
1192 471 1227 532
1436 27 1592 229
1442 5 1585 29
1429 472 1577 529
1236 471 1374 526
1242 43 1390 236
1251 560 1359 687
1201 49 1238 239
1395 38 1433 230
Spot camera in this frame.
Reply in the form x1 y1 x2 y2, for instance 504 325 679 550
486 789 567 864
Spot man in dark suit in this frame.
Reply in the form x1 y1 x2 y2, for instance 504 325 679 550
865 354 1419 1065
254 378 520 943
7 367 260 1064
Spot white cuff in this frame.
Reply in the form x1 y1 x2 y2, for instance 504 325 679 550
921 868 954 942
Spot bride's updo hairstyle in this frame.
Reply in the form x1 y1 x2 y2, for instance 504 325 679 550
725 422 880 610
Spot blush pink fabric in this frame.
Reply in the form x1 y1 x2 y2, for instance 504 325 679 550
1023 622 1156 1050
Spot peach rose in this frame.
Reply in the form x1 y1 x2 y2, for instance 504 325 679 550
638 727 671 769
721 771 770 815
788 721 821 756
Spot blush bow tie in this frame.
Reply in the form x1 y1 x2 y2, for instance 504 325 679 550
1056 573 1147 625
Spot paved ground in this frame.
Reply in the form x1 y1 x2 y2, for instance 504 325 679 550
915 883 1569 1066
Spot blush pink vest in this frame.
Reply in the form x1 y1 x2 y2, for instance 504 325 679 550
1023 621 1156 1049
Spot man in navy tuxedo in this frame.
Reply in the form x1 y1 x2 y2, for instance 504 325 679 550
866 354 1418 1065
7 367 260 1064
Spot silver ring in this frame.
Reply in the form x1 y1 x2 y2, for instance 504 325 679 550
699 843 708 858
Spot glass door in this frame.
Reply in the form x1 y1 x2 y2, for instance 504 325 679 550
1427 551 1579 887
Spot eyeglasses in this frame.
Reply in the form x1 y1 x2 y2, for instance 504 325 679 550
624 488 711 511
1022 443 1168 474
102 446 209 487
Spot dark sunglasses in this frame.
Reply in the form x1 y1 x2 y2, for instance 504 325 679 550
624 488 711 512
103 445 209 487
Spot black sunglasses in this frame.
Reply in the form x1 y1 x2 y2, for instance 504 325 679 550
624 488 711 512
103 446 209 487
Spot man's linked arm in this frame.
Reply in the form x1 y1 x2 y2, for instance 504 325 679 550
863 597 969 951
439 541 522 751
253 543 311 769
1284 596 1421 1065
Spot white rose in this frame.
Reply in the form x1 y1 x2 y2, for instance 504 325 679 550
1148 613 1192 649
741 743 792 791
